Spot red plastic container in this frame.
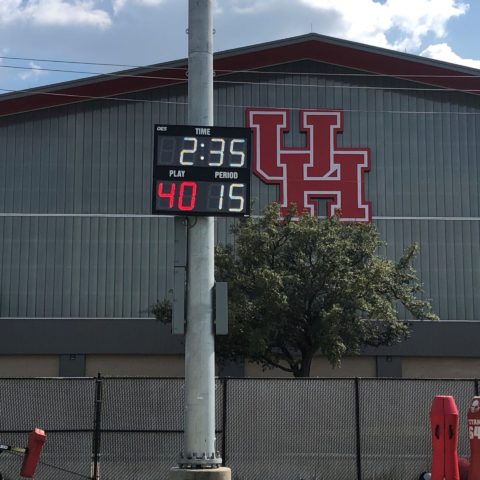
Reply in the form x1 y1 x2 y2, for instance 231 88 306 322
20 428 46 478
431 395 460 480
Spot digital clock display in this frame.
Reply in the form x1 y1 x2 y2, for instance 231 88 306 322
152 125 251 216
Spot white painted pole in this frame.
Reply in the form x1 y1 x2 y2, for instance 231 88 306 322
183 0 220 467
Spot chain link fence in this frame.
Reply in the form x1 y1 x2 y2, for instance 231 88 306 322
0 376 478 480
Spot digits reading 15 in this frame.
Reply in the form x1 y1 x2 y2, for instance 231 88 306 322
152 125 252 217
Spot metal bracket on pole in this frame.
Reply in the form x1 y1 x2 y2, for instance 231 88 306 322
173 217 187 335
214 282 228 335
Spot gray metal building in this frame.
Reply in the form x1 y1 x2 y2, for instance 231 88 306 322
1 34 479 378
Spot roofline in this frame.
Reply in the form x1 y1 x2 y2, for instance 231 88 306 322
0 57 189 103
2 33 480 117
214 32 480 76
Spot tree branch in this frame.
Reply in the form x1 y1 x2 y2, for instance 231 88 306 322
260 355 294 373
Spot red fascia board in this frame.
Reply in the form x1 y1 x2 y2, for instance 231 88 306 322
1 39 479 117
215 39 480 92
0 67 187 117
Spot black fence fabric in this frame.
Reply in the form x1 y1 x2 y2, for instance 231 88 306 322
224 379 358 480
0 378 95 480
0 377 478 480
358 379 475 480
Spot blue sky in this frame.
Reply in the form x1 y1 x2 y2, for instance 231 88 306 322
0 0 479 92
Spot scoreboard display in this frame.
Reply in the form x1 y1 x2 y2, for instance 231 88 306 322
152 125 252 216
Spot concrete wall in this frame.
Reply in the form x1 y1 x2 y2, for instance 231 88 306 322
402 357 480 378
1 354 480 378
0 355 58 377
85 354 185 376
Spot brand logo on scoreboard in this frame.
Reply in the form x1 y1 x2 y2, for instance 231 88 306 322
247 108 371 222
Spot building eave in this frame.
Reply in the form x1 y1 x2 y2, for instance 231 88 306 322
1 33 480 117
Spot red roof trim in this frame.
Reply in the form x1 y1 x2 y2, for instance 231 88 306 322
0 67 188 117
214 39 480 91
1 37 479 117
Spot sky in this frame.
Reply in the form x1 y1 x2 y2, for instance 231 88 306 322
0 0 480 92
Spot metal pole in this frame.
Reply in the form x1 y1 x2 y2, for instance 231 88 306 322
182 0 220 467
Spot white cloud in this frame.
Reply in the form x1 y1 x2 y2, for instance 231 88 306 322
0 1 22 24
19 61 47 81
113 0 165 14
421 43 480 69
227 0 278 14
294 0 468 52
112 0 127 14
214 0 469 54
0 0 111 28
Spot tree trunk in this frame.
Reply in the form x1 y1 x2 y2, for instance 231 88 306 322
294 350 314 377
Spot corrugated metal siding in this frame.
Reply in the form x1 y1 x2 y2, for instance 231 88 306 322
0 60 479 320
0 215 174 317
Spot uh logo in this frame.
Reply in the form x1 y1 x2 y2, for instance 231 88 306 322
247 108 372 223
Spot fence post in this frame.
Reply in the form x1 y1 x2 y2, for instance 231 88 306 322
222 377 228 467
92 373 103 480
476 379 480 397
355 377 362 480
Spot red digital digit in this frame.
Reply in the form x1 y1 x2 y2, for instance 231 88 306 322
157 182 176 208
178 181 197 211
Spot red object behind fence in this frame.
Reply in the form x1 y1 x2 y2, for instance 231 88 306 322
20 428 46 478
431 395 460 480
468 397 480 480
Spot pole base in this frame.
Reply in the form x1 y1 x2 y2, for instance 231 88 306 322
169 467 231 480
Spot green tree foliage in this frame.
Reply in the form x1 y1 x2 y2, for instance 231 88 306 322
215 203 438 377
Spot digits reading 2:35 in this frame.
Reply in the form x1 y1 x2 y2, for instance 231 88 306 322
178 137 246 167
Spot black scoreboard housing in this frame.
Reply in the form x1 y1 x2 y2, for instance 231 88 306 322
152 124 252 217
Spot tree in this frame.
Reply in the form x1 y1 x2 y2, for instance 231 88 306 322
214 203 438 377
